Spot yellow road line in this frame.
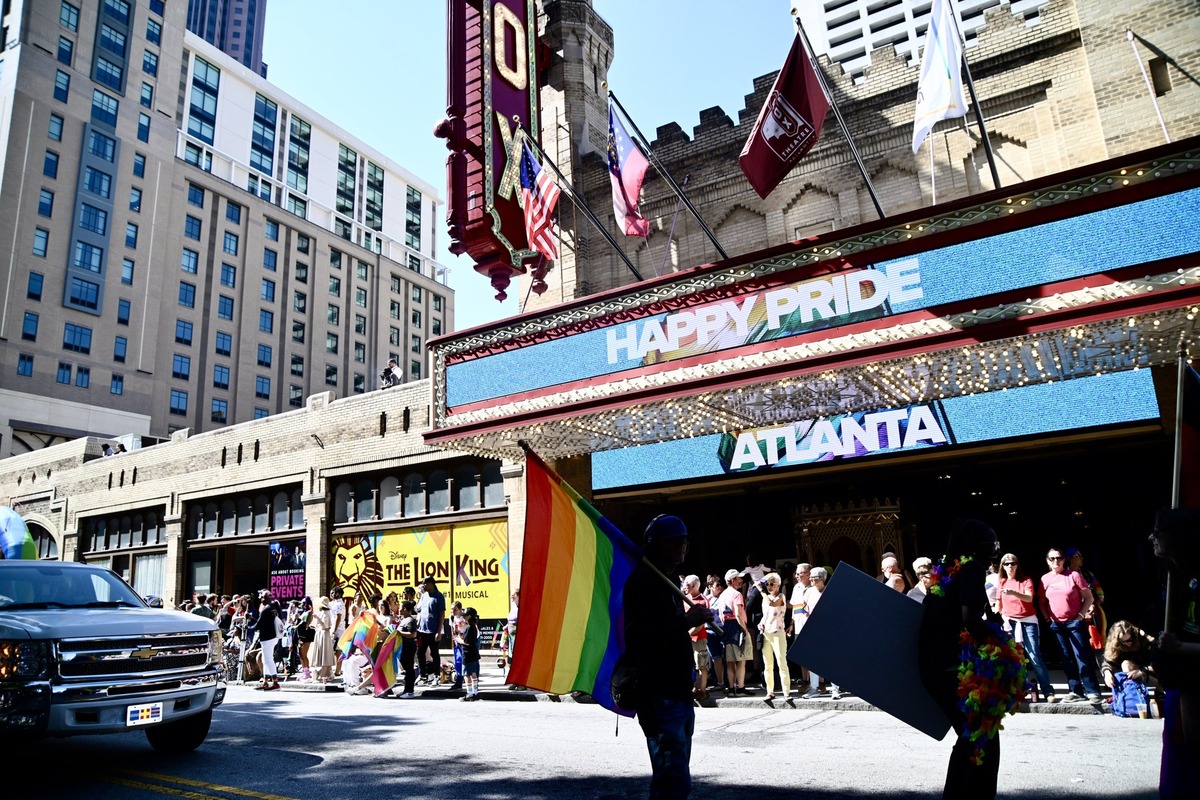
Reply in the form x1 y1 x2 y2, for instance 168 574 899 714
101 770 300 800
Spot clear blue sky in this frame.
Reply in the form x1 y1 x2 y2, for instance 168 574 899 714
262 1 797 331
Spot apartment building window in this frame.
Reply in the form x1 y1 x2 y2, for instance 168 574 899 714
291 321 306 343
254 408 269 420
287 195 307 219
257 344 272 367
406 187 422 250
389 300 400 320
353 341 365 364
213 365 229 389
330 250 342 271
133 153 145 178
75 366 90 388
355 314 366 335
175 320 193 345
142 50 158 77
329 276 341 297
114 335 127 362
33 229 49 257
79 204 107 235
181 248 198 273
38 189 54 217
172 354 190 380
432 319 442 336
121 258 134 284
226 202 241 224
249 93 277 175
353 374 365 393
325 365 338 386
287 116 311 193
137 113 150 142
17 354 33 377
389 327 400 346
390 275 401 294
336 145 356 215
327 305 339 325
409 254 421 273
259 309 273 333
99 23 125 57
125 222 138 248
105 0 131 26
60 2 79 31
366 162 384 230
57 363 72 384
411 335 421 354
217 296 233 320
184 216 201 240
44 151 59 179
355 287 367 308
412 285 423 303
27 272 43 300
129 187 142 212
189 58 220 145
140 83 153 109
263 248 277 271
211 399 228 424
221 263 237 288
295 262 308 283
22 312 39 341
255 376 270 399
297 234 310 254
290 355 304 376
265 219 279 241
246 173 270 200
411 360 422 380
73 241 103 272
326 333 338 354
48 114 63 141
178 282 196 308
223 231 238 255
334 218 352 241
411 310 421 327
67 277 99 310
111 374 124 394
260 278 274 301
215 331 232 356
63 323 92 354
54 71 70 103
169 389 188 416
117 299 130 325
94 57 122 91
57 37 73 66
91 90 119 127
293 292 306 313
148 0 163 17
84 167 111 198
187 184 204 207
290 386 303 407
356 261 368 281
146 18 162 45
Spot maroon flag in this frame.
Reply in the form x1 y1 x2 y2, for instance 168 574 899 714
739 34 829 200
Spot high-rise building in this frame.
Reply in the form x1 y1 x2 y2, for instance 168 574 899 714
0 0 450 459
185 0 267 78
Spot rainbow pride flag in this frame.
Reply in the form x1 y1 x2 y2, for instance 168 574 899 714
507 448 641 716
372 631 400 697
337 610 381 659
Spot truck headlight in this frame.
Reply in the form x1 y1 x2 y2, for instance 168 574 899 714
208 630 222 666
0 641 50 681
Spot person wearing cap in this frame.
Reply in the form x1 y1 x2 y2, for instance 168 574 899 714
416 575 446 685
623 514 712 799
716 567 754 695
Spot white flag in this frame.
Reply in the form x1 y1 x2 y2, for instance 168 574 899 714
912 0 968 154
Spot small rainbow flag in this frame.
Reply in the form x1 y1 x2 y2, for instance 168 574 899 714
337 610 381 659
372 631 400 697
507 448 641 716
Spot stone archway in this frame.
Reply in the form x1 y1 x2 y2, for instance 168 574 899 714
794 498 903 576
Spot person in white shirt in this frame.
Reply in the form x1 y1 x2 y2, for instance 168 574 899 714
328 587 346 677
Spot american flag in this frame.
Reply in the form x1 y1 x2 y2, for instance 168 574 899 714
519 141 561 261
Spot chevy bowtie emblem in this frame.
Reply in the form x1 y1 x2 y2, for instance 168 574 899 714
129 646 156 660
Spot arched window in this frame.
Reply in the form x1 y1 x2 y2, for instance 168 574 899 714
253 495 270 533
482 462 505 507
355 480 375 522
333 482 353 524
204 503 219 538
188 507 203 540
119 515 132 548
455 466 480 510
428 471 449 514
220 500 237 536
403 473 425 517
236 497 253 535
27 522 58 559
290 490 303 529
131 514 144 547
146 511 162 546
380 477 401 519
273 492 290 531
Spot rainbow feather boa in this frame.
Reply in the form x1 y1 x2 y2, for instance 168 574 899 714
956 621 1029 764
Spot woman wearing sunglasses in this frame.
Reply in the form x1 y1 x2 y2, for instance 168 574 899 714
997 554 1056 703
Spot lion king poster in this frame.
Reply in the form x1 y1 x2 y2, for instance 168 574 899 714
330 520 509 621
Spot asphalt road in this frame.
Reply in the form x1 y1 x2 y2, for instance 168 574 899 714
11 686 1163 800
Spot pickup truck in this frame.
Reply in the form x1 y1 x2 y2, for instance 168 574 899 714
0 560 225 753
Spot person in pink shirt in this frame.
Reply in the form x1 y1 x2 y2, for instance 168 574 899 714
998 553 1055 702
1039 547 1100 702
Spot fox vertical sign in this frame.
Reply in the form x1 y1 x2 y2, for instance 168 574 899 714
438 0 541 301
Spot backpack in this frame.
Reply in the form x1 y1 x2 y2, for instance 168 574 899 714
1111 672 1149 718
610 654 641 712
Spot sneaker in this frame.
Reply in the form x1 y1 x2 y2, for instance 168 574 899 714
253 683 268 691
1086 693 1102 703
831 691 843 700
1062 692 1086 703
1046 695 1060 704
263 681 281 691
395 692 415 699
800 690 820 699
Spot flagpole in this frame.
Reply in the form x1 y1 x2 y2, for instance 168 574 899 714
519 122 645 283
658 174 689 277
944 3 1002 189
1127 29 1171 144
928 139 937 204
792 14 886 219
607 89 729 261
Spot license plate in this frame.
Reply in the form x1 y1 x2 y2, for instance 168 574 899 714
126 702 163 727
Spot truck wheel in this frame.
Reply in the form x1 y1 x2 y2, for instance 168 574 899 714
145 709 211 754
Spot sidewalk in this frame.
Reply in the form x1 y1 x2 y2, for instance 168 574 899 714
258 659 1122 716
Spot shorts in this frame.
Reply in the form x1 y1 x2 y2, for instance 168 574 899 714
724 637 753 663
691 640 710 670
463 661 480 677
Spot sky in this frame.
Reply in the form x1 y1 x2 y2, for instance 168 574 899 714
262 1 800 332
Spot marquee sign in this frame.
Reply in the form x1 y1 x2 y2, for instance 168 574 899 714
437 0 541 301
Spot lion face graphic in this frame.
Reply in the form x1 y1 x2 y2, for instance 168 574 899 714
331 536 384 599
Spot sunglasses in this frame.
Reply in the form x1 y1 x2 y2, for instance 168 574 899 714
1047 556 1064 561
1002 561 1017 566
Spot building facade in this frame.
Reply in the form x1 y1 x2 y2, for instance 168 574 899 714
0 0 450 459
185 0 267 78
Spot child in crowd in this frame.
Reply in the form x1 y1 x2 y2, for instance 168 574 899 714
458 607 481 701
450 601 467 690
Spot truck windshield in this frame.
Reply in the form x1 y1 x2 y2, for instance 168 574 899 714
0 564 145 610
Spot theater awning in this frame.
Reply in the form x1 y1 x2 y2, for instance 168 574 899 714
427 139 1200 462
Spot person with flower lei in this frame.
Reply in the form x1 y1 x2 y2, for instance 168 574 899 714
919 520 1027 800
